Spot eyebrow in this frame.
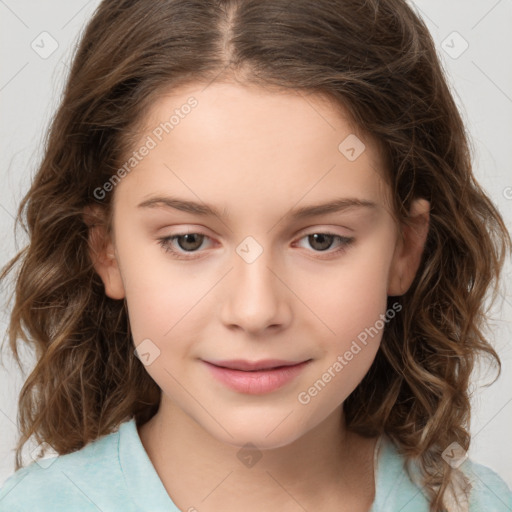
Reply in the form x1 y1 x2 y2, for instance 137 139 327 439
137 195 378 219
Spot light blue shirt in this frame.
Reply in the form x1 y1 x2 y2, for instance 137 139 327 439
0 418 510 511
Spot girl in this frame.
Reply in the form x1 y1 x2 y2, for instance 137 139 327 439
0 0 511 511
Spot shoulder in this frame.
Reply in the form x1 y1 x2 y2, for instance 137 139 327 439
372 436 512 512
0 422 136 512
372 435 432 511
463 458 512 511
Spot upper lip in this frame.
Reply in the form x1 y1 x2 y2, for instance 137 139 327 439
204 359 310 371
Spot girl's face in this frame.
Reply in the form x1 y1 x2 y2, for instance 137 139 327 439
90 82 429 449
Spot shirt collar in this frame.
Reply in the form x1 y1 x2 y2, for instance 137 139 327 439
118 418 181 511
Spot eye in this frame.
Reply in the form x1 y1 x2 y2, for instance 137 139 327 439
295 232 354 256
158 233 211 259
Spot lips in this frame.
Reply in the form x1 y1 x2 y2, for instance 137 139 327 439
204 359 310 371
203 359 312 394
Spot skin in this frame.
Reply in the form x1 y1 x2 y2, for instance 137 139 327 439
87 81 430 512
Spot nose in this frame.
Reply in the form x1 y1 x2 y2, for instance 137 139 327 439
219 245 292 336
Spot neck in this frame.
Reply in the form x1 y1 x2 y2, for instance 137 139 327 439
138 396 377 512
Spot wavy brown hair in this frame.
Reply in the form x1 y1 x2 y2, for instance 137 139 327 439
1 0 510 510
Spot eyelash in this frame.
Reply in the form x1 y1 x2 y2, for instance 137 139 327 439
157 231 355 260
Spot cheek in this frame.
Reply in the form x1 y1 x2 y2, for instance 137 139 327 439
295 261 391 411
293 246 395 408
117 240 205 342
303 249 393 344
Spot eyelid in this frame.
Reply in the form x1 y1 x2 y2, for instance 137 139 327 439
294 224 354 238
158 225 353 244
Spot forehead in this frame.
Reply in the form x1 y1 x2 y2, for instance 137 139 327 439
140 81 371 152
115 81 392 218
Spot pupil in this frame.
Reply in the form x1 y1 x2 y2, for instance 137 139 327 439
179 234 203 251
310 233 332 251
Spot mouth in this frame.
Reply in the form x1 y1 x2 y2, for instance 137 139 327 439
202 359 313 394
204 358 312 371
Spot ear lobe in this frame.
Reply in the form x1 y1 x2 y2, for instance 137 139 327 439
84 206 125 300
387 198 430 296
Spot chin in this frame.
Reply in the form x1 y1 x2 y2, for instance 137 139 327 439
204 416 308 451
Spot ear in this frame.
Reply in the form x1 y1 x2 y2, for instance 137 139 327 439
83 205 125 300
387 198 430 296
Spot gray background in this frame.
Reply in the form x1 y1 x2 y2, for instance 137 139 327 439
1 0 511 491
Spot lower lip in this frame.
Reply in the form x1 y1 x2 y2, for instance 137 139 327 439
203 360 311 394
